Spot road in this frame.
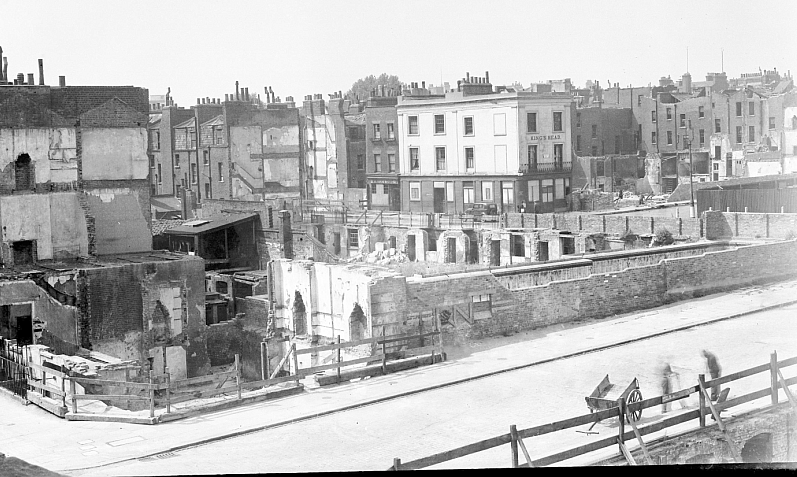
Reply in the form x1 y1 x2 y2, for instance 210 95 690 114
65 302 797 474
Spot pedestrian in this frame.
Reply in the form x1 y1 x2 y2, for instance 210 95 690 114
702 349 722 401
519 201 527 214
661 363 673 413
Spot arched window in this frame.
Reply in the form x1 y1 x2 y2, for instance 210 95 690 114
292 291 306 335
15 154 33 191
349 303 365 341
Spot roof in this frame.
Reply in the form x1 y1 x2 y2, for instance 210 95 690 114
151 196 182 212
152 219 186 236
345 114 365 125
162 213 259 236
173 117 197 129
149 114 162 126
201 115 224 127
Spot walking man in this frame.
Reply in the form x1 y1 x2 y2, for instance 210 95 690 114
661 363 673 413
702 349 722 401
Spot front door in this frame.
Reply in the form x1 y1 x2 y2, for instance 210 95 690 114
490 239 501 266
433 186 445 213
446 237 457 263
407 235 416 261
538 241 549 261
501 182 514 213
388 186 401 211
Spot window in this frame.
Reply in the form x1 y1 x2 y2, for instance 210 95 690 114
679 114 686 128
698 106 705 118
388 153 396 173
154 131 161 149
528 145 537 166
528 180 540 202
409 148 419 171
434 114 445 134
715 119 721 133
218 163 224 182
638 95 643 106
554 144 563 164
409 182 420 201
596 160 605 176
651 110 657 122
373 123 381 140
213 127 224 145
736 102 742 116
666 108 672 120
555 178 565 200
493 113 506 135
190 129 197 148
205 183 210 199
465 147 474 170
191 163 197 184
527 112 537 133
615 135 620 154
408 116 419 135
348 229 359 249
749 101 755 116
541 179 554 202
463 181 474 204
749 126 755 142
203 150 209 165
435 147 446 171
149 154 155 168
576 135 581 152
357 154 364 170
591 124 597 139
667 131 673 145
157 164 162 184
699 129 705 146
446 182 454 202
307 140 315 150
464 116 474 136
387 123 395 140
651 131 657 144
472 293 491 303
591 145 598 156
370 183 378 194
769 117 776 130
482 182 493 201
553 112 563 132
736 126 743 143
576 112 581 128
683 137 689 149
713 163 719 171
174 153 180 167
374 153 382 172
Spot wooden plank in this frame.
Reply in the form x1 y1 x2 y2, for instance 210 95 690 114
699 377 725 431
241 372 305 388
170 372 233 388
778 356 797 369
777 369 797 410
269 346 294 380
619 441 637 466
516 436 533 467
529 410 701 467
68 377 158 390
27 362 68 378
71 394 150 401
378 331 439 345
704 362 770 388
299 354 385 376
518 407 618 439
294 336 379 355
626 413 654 465
403 345 440 357
26 380 65 396
398 434 512 470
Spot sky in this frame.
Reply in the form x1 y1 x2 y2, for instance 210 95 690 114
2 0 795 106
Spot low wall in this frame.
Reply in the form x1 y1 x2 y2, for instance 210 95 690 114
403 240 797 344
505 213 701 238
703 211 797 240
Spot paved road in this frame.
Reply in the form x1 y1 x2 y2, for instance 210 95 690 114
67 303 797 474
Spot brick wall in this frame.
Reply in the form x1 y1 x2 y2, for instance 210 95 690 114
704 211 797 240
507 213 701 238
595 404 797 465
401 240 797 344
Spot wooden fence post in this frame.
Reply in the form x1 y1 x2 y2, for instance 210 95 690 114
261 342 267 381
165 367 171 414
771 351 779 405
291 344 300 386
265 341 270 380
69 377 77 414
148 370 154 418
510 424 519 468
42 368 47 399
393 458 401 471
419 314 424 348
698 373 706 427
617 398 626 448
336 336 341 384
235 354 242 400
381 325 387 375
60 373 66 408
124 368 131 410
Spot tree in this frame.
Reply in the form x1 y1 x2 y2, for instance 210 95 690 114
346 74 403 101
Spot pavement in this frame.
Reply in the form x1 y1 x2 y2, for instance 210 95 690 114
3 278 797 474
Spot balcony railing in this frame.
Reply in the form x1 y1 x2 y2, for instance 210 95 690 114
520 161 572 174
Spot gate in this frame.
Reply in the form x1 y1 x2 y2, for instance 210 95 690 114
0 338 29 399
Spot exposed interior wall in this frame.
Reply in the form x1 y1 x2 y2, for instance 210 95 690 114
0 280 78 353
83 187 151 255
80 128 148 180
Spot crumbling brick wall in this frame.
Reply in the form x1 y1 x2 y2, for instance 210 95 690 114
704 211 797 240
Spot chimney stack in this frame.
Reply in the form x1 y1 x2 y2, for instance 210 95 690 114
0 47 3 82
225 94 229 102
197 98 201 104
269 86 275 103
2 57 7 84
27 73 34 85
457 80 462 91
422 81 425 89
235 81 240 100
38 59 44 85
17 73 24 84
485 71 490 83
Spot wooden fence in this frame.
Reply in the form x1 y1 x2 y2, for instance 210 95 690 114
697 189 797 215
388 351 797 469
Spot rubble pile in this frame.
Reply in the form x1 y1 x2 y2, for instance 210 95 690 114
347 242 411 265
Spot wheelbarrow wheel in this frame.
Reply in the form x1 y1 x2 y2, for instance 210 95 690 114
626 389 643 422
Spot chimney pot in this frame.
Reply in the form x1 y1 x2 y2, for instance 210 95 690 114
486 71 490 83
197 98 201 104
225 94 229 102
38 59 44 85
27 73 34 85
235 81 240 100
457 80 462 91
422 81 425 89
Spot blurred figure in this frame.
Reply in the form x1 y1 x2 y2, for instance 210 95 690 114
661 363 673 413
702 349 722 400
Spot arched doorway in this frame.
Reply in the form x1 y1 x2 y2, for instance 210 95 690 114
15 154 34 191
741 433 772 463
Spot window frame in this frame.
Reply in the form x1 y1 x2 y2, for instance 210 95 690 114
527 112 537 133
553 111 563 132
435 146 446 171
408 115 419 135
434 114 446 135
409 182 421 201
374 153 382 173
409 147 420 171
387 153 396 173
463 116 474 136
373 123 381 140
387 122 395 140
465 147 475 170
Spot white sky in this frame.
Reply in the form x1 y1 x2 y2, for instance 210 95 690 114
2 0 795 105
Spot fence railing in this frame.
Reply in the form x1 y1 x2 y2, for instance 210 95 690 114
388 351 797 469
